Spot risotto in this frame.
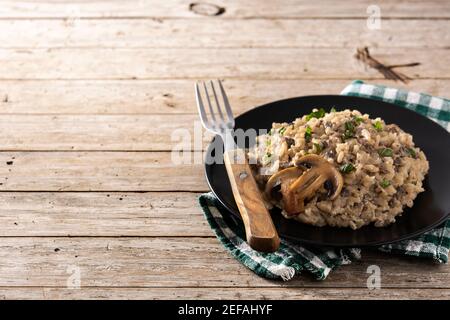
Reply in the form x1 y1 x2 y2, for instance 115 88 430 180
248 108 429 229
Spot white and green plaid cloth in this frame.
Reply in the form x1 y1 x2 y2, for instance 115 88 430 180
199 81 450 281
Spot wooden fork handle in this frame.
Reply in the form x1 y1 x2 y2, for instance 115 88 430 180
223 148 280 252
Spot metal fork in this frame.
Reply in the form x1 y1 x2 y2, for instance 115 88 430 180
195 80 280 252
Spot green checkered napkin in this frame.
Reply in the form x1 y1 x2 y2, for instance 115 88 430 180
199 80 450 281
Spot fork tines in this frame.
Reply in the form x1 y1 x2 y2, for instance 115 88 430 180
195 80 235 133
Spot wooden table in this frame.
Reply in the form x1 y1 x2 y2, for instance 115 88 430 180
0 0 448 300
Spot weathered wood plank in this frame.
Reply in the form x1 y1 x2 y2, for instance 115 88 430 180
0 192 211 237
0 237 447 288
1 19 449 48
1 79 449 114
0 0 448 18
0 114 212 151
0 287 448 300
0 152 207 191
0 48 447 80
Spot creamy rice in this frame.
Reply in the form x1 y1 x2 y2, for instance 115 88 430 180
248 108 429 229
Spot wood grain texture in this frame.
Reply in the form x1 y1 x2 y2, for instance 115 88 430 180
0 237 447 288
0 192 211 236
0 79 449 114
0 0 448 300
0 48 447 80
1 19 449 48
0 287 448 300
1 0 449 18
0 114 212 151
0 152 207 191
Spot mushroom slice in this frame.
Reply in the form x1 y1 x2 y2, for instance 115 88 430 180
264 167 304 197
294 154 343 200
264 166 305 216
280 154 343 216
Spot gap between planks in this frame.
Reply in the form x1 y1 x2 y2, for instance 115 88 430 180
1 287 449 300
2 17 450 21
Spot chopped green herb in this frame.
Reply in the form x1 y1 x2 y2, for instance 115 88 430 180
373 120 383 132
380 179 391 188
313 143 323 153
330 107 336 113
262 152 272 165
342 116 364 141
304 126 312 142
278 127 286 135
342 120 356 140
265 139 271 146
354 116 364 124
268 129 273 136
378 148 393 157
406 147 417 159
306 108 326 121
340 163 355 174
345 121 355 132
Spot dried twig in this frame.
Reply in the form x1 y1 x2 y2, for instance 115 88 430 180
354 47 420 83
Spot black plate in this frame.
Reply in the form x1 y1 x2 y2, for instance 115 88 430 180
205 95 450 247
